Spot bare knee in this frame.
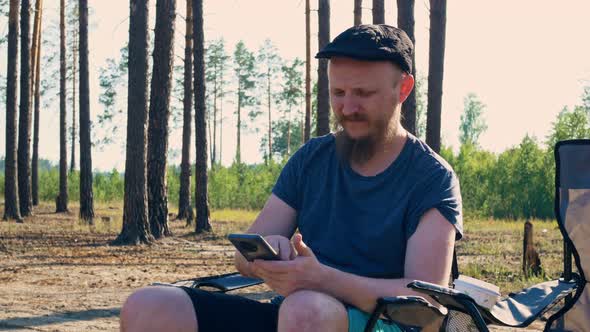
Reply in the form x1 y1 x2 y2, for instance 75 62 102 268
278 290 348 332
120 286 198 332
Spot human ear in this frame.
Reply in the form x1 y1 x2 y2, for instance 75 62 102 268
398 74 415 104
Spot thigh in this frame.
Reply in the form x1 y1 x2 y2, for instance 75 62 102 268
279 290 348 331
180 287 280 332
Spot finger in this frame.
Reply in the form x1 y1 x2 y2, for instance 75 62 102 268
278 239 290 261
289 241 298 260
254 259 295 273
293 234 314 257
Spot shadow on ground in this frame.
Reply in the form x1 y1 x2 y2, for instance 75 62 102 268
0 307 120 330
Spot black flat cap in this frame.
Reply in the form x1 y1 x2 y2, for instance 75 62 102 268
316 24 413 73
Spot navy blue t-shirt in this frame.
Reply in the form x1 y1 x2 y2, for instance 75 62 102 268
272 133 463 279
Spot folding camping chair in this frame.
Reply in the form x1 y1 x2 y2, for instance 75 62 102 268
159 139 589 331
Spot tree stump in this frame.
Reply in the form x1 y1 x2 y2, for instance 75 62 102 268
523 220 542 278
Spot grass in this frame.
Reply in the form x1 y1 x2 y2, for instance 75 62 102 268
1 202 569 296
460 218 565 293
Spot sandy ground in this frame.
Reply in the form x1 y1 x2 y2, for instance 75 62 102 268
0 204 546 331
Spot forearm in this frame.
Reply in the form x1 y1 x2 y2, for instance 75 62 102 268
315 265 424 313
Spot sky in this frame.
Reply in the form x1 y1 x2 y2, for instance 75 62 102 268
1 0 589 171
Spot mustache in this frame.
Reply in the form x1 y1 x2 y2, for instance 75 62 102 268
336 113 368 122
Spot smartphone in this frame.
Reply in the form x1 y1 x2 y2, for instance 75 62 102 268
228 233 280 262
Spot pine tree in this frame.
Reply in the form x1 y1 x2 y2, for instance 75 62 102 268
3 0 22 221
147 0 177 239
115 0 153 245
78 0 94 222
193 0 211 233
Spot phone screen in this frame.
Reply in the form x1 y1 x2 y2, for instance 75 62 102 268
228 233 280 261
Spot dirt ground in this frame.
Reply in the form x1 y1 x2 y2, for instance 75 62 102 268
0 203 546 331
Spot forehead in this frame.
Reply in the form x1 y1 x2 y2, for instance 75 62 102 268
328 57 399 86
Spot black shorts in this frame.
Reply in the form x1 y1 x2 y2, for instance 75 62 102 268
180 287 280 332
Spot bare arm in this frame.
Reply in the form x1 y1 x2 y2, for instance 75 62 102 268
315 208 456 312
234 194 297 276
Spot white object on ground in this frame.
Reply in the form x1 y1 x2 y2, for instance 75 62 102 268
453 275 501 310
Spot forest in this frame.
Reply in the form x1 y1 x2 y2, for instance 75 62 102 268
1 0 589 331
1 0 589 243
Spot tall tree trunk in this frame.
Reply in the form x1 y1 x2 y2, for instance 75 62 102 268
70 28 77 173
304 0 311 142
212 64 218 166
17 0 33 217
372 0 384 24
78 0 94 223
219 91 223 163
56 0 68 212
193 0 211 233
4 0 22 221
147 0 176 239
115 0 153 245
267 68 271 162
397 0 416 135
316 0 330 136
287 108 292 156
31 0 43 207
236 92 241 164
354 0 362 26
206 110 215 167
177 0 194 223
426 0 446 153
210 72 217 167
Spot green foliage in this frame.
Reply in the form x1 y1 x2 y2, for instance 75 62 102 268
545 105 590 147
582 85 590 111
414 75 427 140
256 39 281 95
233 41 259 119
459 93 488 146
207 162 284 210
262 119 304 160
96 45 128 147
0 0 7 45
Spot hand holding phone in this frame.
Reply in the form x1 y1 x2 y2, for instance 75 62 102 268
228 233 280 262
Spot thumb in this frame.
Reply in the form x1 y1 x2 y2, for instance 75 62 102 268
293 234 314 257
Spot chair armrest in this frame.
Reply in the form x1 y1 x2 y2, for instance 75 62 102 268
158 272 263 292
364 296 445 332
408 280 489 331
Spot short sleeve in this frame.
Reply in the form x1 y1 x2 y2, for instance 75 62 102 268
405 169 463 241
271 145 307 211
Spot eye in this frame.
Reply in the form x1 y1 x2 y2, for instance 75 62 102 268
332 89 345 97
358 90 375 97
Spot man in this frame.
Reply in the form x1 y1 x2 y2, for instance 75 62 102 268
120 24 462 332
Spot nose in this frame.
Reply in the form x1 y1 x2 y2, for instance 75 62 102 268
341 95 361 116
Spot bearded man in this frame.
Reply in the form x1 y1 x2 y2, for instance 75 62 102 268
120 24 463 332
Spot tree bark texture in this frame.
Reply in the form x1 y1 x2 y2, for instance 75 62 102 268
70 28 77 172
304 0 311 142
266 68 271 162
316 0 330 136
56 0 69 212
236 90 241 164
78 0 94 222
4 0 22 221
147 0 176 239
426 0 446 153
177 0 194 223
31 0 43 206
354 0 362 26
193 0 211 233
17 0 33 217
372 0 384 24
115 0 153 245
397 0 416 135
